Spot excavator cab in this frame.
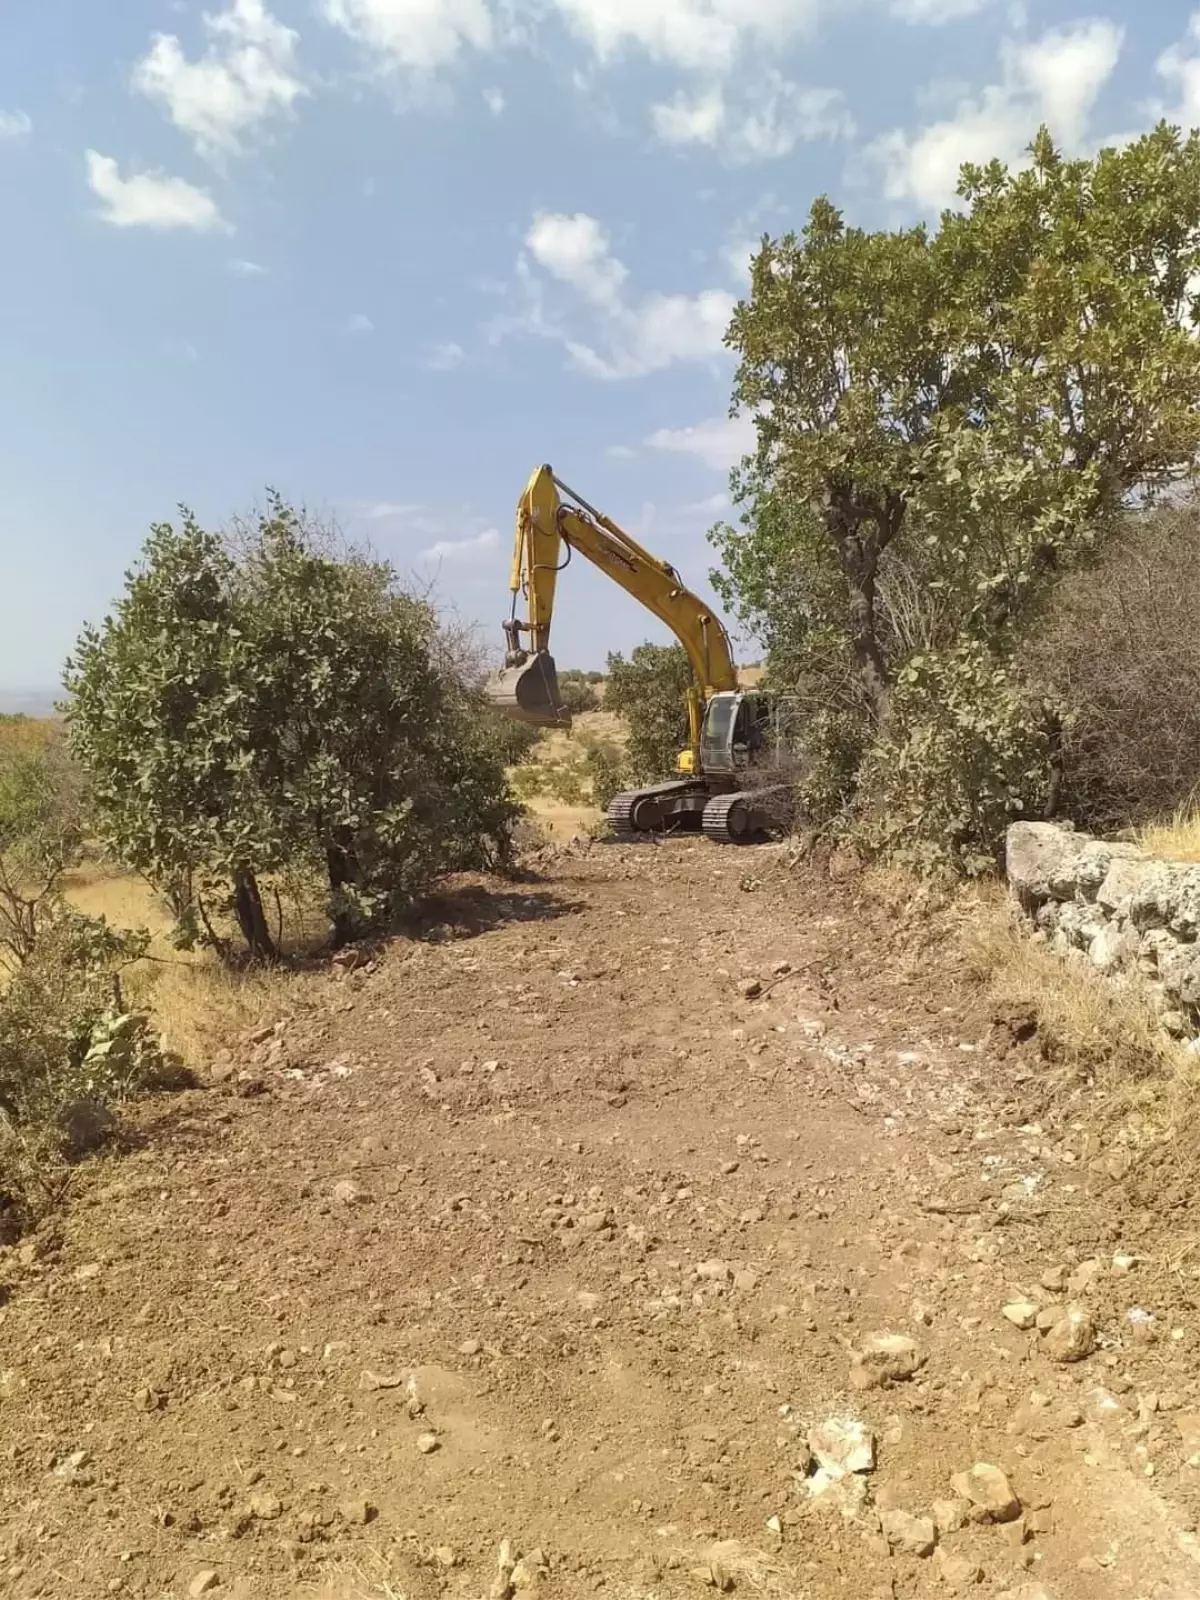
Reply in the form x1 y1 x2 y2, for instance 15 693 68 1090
484 650 572 728
699 691 770 776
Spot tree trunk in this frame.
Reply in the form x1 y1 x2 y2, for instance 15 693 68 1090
232 869 276 962
845 569 891 728
325 842 357 950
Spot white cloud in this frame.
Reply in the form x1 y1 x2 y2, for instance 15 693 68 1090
512 210 735 379
606 443 637 459
346 312 374 332
483 85 506 114
133 0 306 160
548 0 816 74
526 211 628 307
682 490 730 514
321 0 493 74
652 74 853 162
85 150 229 231
1157 12 1200 125
867 19 1124 210
420 527 501 561
427 340 465 369
364 501 421 519
646 414 757 471
0 110 32 139
890 0 994 21
228 256 266 274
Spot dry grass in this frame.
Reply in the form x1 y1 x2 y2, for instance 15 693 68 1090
60 860 307 1073
965 880 1190 1091
1137 802 1200 863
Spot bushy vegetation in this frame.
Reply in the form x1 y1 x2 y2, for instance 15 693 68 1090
0 731 178 1231
602 644 692 784
712 125 1200 874
1027 505 1200 836
66 496 519 957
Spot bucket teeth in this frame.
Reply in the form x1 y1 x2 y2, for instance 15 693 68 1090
484 653 571 728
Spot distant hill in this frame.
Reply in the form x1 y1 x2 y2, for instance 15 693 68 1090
0 689 61 718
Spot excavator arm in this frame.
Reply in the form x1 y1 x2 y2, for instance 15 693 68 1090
487 464 737 768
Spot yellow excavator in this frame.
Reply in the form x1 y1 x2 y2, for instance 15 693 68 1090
485 464 797 842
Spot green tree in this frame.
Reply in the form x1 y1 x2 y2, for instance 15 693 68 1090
717 124 1200 867
65 498 518 957
603 643 693 783
0 727 85 969
722 125 1200 727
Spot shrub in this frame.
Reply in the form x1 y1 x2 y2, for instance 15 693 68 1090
603 643 692 782
66 497 519 956
1029 505 1200 834
0 907 175 1225
856 643 1056 877
0 727 85 967
556 670 601 715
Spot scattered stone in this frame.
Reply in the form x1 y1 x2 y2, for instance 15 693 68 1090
434 1546 459 1569
53 1449 90 1481
850 1332 923 1390
721 1160 739 1175
512 1550 547 1593
1067 1258 1104 1295
732 1268 758 1293
459 1339 482 1357
1112 1252 1138 1274
696 1259 732 1283
771 960 793 976
359 1369 404 1391
737 978 763 999
1002 1300 1039 1330
880 1509 937 1557
808 1416 875 1477
188 1574 220 1599
950 1463 1021 1524
249 1493 282 1521
338 1498 376 1525
332 1180 369 1206
1039 1266 1066 1293
1044 1305 1096 1363
1177 1414 1200 1462
417 1432 441 1455
808 1472 869 1519
935 1548 984 1590
932 1498 969 1535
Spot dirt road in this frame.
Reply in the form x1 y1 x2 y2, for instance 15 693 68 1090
2 841 1199 1600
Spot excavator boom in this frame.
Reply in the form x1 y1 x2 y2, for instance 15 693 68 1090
486 464 737 765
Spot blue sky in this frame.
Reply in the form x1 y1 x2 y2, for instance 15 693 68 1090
1 0 1197 692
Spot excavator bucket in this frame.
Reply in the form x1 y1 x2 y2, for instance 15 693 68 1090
484 652 572 728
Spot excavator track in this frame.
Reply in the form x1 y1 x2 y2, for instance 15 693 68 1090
607 781 709 840
701 786 794 843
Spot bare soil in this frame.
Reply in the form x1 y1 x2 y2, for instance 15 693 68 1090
2 840 1199 1600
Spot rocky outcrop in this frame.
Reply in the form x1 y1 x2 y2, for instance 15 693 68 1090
1006 821 1200 1038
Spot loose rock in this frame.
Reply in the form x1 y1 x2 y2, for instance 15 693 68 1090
950 1463 1020 1524
850 1332 923 1390
934 1548 983 1590
932 1498 969 1535
1043 1305 1096 1363
188 1574 220 1599
249 1492 282 1521
417 1431 441 1455
1002 1300 1039 1330
332 1180 369 1206
808 1416 875 1477
880 1508 936 1557
338 1498 376 1525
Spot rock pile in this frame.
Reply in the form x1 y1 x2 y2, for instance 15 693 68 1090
1006 822 1200 1038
